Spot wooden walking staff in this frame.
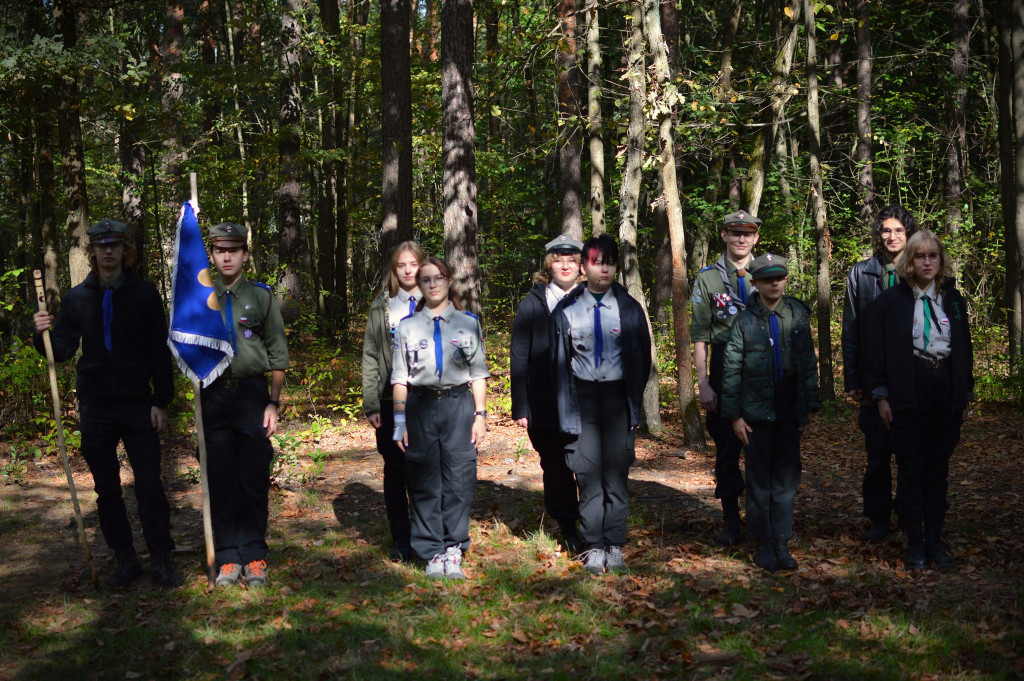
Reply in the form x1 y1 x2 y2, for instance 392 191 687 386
33 270 99 589
190 172 218 586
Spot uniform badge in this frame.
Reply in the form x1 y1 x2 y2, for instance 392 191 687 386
243 329 253 339
728 305 737 315
694 289 702 304
716 310 728 319
419 339 429 349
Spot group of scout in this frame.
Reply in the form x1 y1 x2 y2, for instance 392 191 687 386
33 219 287 589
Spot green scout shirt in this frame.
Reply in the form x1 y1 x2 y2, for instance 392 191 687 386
692 253 757 346
214 275 289 378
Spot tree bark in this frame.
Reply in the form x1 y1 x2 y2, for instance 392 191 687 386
1011 0 1024 370
1000 0 1023 368
381 0 414 273
442 0 482 316
946 0 970 234
53 0 90 286
742 0 801 216
805 0 835 401
278 0 303 321
37 114 60 309
161 0 185 202
557 0 584 241
121 118 147 280
855 0 875 226
318 0 340 326
586 0 605 236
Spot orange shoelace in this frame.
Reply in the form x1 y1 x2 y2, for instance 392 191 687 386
219 563 240 577
246 560 267 578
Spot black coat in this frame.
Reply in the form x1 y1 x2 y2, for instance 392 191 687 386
34 270 174 407
510 283 560 431
867 278 974 412
842 251 887 395
550 282 652 435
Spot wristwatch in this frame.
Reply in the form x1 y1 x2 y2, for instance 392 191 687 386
474 410 488 418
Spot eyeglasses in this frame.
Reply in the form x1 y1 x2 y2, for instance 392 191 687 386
726 230 756 241
913 252 940 262
419 275 448 286
880 227 906 237
93 242 125 252
552 257 578 267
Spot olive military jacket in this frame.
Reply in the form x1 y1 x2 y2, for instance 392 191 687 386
213 275 289 378
362 291 398 417
692 253 756 346
720 294 821 425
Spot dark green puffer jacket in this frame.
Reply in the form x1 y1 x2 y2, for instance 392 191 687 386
720 293 821 425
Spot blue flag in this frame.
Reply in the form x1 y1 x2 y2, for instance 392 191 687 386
167 201 234 387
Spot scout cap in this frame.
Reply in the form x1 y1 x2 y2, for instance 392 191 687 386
749 253 788 280
87 218 128 244
209 222 248 246
545 234 583 255
723 210 762 233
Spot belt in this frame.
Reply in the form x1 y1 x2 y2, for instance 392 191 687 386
914 354 949 369
411 383 470 399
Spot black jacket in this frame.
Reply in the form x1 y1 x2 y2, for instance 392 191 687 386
550 282 652 435
34 270 174 407
867 278 974 412
510 284 560 431
842 251 888 395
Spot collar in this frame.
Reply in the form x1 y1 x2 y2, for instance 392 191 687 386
424 301 456 321
546 281 572 302
580 286 615 311
726 255 752 272
395 287 420 304
912 281 937 300
87 270 129 290
214 274 247 296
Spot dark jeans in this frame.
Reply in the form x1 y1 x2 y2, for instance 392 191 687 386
743 378 801 541
708 344 745 500
566 379 635 549
374 400 411 546
79 401 174 554
201 375 274 565
404 390 477 560
891 362 963 529
527 428 579 528
859 405 894 523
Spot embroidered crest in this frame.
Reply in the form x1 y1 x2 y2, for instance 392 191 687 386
243 328 253 339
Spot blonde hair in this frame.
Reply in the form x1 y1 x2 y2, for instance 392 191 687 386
387 241 426 297
532 252 582 285
895 229 953 289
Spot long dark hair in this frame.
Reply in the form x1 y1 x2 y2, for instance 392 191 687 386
871 204 918 252
415 257 463 311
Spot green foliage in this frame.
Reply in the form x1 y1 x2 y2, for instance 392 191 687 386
1 442 42 485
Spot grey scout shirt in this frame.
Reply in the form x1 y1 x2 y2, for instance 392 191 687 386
391 302 490 388
562 287 624 382
387 288 421 336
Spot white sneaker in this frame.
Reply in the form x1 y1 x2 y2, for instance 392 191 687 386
606 545 627 573
580 548 606 575
425 553 446 579
443 546 466 580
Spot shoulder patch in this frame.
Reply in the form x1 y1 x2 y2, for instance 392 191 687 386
699 265 715 273
463 311 480 321
253 282 272 293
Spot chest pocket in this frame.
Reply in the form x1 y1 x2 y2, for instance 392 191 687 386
571 328 593 353
405 339 427 374
238 310 263 340
450 331 478 366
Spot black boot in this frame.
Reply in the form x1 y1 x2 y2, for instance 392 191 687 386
717 498 742 546
904 524 927 571
151 552 185 587
389 522 412 561
773 539 798 571
925 523 954 571
863 517 890 542
107 549 143 589
559 520 585 555
754 540 779 571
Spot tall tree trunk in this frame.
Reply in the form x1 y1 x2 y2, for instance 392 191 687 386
586 0 605 235
855 0 875 226
646 0 702 443
278 0 303 321
381 0 414 273
442 0 482 316
805 0 835 401
1011 0 1024 372
319 0 340 326
161 0 185 203
225 0 252 236
620 0 659 431
37 114 60 309
53 0 89 286
946 0 970 234
742 0 801 216
423 0 439 61
121 118 147 280
1000 0 1022 367
557 0 583 240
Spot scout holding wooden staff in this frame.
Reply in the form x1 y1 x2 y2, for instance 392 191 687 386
32 219 183 589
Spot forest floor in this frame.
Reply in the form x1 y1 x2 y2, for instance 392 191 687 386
1 401 1023 680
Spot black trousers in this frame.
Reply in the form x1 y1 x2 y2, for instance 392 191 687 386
566 379 635 549
404 389 477 560
891 362 963 529
527 428 579 528
858 405 894 523
708 344 745 500
743 378 801 541
79 401 174 554
201 375 274 565
374 400 411 546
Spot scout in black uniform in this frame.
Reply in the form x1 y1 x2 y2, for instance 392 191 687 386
842 205 917 541
869 230 972 571
32 219 182 588
720 254 820 572
362 240 425 560
691 211 761 545
510 234 584 553
551 235 652 575
391 257 490 580
203 222 289 588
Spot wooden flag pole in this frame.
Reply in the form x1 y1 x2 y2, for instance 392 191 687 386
190 173 218 586
33 270 99 589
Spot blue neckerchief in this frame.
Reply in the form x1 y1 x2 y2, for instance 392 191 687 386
737 272 748 305
225 292 238 352
409 297 417 317
769 311 783 381
102 288 114 353
594 302 604 368
433 316 443 378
